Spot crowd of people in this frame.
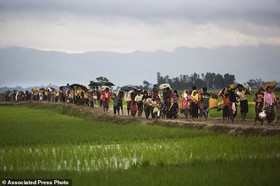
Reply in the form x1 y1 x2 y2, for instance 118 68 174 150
1 83 280 125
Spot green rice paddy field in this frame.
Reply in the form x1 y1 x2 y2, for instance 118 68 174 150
1 104 280 186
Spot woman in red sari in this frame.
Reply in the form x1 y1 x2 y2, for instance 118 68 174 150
101 88 112 112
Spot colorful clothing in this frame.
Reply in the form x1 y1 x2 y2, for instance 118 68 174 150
264 92 275 105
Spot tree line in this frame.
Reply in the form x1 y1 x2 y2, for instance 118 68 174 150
88 74 273 92
157 72 236 90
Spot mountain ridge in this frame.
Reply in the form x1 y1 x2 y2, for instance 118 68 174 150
0 45 279 88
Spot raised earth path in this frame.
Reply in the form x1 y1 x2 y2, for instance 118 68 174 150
90 103 280 136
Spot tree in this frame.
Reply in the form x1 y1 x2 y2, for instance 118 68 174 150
247 79 264 88
157 72 164 84
88 81 100 89
204 72 216 89
156 72 236 90
213 73 224 89
89 76 110 89
224 73 236 86
96 76 110 85
143 80 152 90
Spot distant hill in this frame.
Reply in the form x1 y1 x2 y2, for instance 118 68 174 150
0 45 280 88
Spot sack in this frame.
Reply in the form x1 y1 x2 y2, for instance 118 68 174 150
209 97 218 109
153 107 159 113
259 110 266 119
144 98 154 106
126 96 132 102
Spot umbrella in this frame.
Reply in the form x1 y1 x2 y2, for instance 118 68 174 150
260 82 277 90
70 84 88 91
59 86 66 90
128 90 134 94
87 89 95 93
120 85 136 92
104 82 115 86
101 85 110 91
159 83 171 90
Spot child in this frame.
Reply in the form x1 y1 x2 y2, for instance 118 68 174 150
228 89 238 123
180 89 191 121
167 98 177 119
253 87 264 124
222 93 230 122
112 93 120 115
200 87 211 120
153 100 161 119
117 91 124 115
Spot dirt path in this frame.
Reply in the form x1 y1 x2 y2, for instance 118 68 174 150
103 106 279 127
84 104 280 136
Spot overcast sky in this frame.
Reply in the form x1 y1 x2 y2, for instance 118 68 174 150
0 0 280 88
1 0 280 53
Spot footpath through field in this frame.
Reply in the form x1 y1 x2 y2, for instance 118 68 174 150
87 103 280 136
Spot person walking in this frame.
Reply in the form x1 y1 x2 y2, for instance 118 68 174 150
190 86 199 120
101 88 112 112
263 86 276 125
236 84 249 121
200 87 211 120
221 92 230 122
117 91 124 115
135 90 144 117
228 89 238 123
143 91 153 119
253 87 264 124
179 89 191 120
125 91 132 116
168 90 179 119
89 93 94 108
112 93 120 115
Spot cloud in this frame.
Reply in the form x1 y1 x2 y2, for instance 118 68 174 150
1 0 279 25
1 15 280 53
0 0 280 52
